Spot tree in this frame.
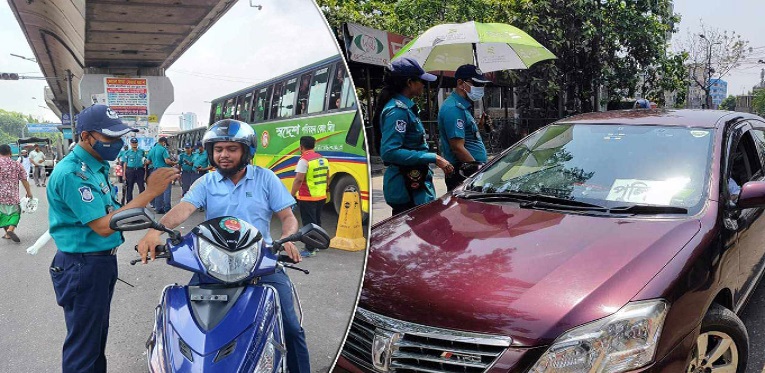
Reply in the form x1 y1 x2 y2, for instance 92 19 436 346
319 0 684 119
719 95 737 111
753 90 765 116
678 22 750 109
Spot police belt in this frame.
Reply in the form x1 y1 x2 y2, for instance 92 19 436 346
60 247 118 256
125 166 143 170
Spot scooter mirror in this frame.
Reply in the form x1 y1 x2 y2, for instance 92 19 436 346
297 223 330 250
109 208 156 231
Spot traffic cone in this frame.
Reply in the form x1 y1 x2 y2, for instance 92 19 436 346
330 190 366 251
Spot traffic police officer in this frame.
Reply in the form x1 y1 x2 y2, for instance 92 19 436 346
178 142 195 196
122 137 147 202
192 141 211 182
47 104 178 373
146 136 176 213
375 57 453 215
290 136 329 257
438 64 490 191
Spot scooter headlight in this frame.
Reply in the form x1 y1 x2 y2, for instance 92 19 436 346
198 239 261 283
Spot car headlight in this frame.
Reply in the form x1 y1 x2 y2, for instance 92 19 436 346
529 300 668 373
198 239 260 283
254 340 276 373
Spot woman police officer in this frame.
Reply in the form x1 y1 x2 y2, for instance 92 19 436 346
373 57 454 215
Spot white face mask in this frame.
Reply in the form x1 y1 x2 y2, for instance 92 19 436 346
465 85 485 102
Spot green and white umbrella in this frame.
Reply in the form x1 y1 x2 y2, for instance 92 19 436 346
393 21 556 73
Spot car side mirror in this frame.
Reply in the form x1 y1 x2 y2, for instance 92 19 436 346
736 181 765 209
109 208 156 231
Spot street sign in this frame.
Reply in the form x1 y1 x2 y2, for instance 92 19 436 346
62 113 70 125
26 123 61 133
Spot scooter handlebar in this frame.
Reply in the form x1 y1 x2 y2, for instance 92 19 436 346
277 254 298 264
130 245 169 265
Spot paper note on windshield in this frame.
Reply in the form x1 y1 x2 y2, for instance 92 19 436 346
606 178 690 205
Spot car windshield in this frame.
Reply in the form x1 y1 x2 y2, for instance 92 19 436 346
465 124 715 215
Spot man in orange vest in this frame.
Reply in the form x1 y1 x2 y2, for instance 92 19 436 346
291 136 329 257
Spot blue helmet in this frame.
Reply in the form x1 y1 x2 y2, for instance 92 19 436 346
202 119 258 172
634 99 651 109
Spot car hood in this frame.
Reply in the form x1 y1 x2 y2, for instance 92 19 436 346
362 196 702 346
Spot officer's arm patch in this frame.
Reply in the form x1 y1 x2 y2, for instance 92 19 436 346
456 119 465 130
79 186 94 202
395 120 407 133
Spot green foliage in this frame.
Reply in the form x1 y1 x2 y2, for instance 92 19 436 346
319 0 685 117
0 109 61 145
753 90 765 116
719 95 737 111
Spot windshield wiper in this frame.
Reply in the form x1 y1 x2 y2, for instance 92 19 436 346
457 191 608 211
607 204 688 215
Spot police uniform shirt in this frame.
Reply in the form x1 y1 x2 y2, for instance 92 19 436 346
192 150 209 170
182 165 295 244
47 146 122 253
123 148 146 168
147 143 170 169
179 152 195 172
438 91 488 165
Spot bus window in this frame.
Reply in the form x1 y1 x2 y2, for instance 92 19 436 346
241 92 253 122
224 97 236 119
307 67 329 114
295 73 313 116
210 102 221 123
235 94 246 120
253 86 272 123
328 62 348 110
279 78 298 118
269 82 283 120
341 73 357 108
345 110 363 146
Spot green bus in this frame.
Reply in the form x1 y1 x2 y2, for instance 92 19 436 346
208 54 369 215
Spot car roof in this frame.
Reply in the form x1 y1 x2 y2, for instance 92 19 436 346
558 109 763 129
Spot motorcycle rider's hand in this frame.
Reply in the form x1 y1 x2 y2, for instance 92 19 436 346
146 168 179 196
281 241 301 263
138 231 163 264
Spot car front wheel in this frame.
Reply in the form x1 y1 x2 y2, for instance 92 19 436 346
686 303 748 373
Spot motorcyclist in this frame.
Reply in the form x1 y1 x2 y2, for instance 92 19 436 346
136 119 310 372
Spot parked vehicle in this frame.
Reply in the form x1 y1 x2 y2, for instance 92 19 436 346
338 110 765 373
109 208 330 372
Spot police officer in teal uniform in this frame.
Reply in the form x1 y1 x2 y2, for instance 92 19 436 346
123 137 148 202
439 64 490 191
374 57 454 215
192 141 211 181
178 142 195 196
146 136 176 213
47 104 178 373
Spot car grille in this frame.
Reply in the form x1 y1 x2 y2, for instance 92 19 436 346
342 308 512 373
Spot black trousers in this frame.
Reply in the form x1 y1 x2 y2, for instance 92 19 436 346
445 172 467 191
298 199 325 250
124 167 146 202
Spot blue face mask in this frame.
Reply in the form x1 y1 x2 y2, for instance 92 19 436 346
466 86 485 102
90 135 124 161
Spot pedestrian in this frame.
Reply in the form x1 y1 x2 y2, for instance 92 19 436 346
375 57 453 215
290 136 329 257
178 143 195 196
0 144 33 243
29 143 46 187
438 64 490 191
146 137 177 213
123 137 147 203
17 149 32 177
137 119 310 373
47 104 178 373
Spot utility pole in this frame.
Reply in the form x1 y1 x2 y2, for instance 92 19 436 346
65 69 76 143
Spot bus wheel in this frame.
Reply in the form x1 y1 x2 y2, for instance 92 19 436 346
332 175 368 223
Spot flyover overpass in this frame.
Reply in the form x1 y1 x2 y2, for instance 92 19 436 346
8 0 236 120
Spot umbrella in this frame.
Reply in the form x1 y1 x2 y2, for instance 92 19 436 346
393 21 556 73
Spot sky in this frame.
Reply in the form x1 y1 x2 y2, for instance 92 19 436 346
672 0 765 96
0 0 340 128
1 0 764 124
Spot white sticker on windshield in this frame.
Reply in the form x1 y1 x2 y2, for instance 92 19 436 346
690 130 710 138
606 178 690 205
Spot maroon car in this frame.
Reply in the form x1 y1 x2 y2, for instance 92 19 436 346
337 110 765 373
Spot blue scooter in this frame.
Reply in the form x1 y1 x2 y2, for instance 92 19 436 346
109 208 330 372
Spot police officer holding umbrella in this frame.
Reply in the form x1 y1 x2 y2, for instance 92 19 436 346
375 57 454 215
438 64 490 191
47 104 179 373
